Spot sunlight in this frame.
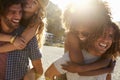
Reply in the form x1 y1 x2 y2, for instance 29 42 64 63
51 0 92 11
70 0 93 13
50 0 120 21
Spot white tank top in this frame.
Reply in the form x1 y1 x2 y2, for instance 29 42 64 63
66 50 107 80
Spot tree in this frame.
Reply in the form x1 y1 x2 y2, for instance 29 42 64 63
46 1 64 42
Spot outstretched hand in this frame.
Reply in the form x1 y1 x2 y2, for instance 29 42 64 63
61 62 80 73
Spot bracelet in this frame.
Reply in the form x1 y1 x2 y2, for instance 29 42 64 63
10 35 17 44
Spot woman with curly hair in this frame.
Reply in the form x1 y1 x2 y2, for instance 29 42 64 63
45 0 120 80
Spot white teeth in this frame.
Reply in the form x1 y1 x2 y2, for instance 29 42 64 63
13 20 19 23
99 43 107 47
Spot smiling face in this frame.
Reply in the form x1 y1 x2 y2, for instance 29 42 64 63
90 27 114 56
1 4 22 33
23 0 39 19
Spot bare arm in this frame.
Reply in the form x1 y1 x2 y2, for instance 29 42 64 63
0 36 27 53
78 60 115 76
0 24 38 43
78 67 113 76
66 32 84 64
0 33 12 42
24 59 43 80
21 23 39 44
78 58 111 72
64 32 111 72
0 43 16 53
62 58 111 73
0 20 39 52
32 59 43 79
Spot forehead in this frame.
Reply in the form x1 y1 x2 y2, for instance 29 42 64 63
8 4 22 11
104 27 114 35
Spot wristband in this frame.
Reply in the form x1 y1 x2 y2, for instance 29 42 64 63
10 35 17 44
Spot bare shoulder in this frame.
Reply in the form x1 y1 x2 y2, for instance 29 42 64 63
66 32 79 43
65 32 84 64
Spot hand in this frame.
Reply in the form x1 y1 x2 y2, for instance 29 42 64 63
61 62 81 73
13 36 27 50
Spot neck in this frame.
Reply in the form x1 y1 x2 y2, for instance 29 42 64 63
87 48 100 56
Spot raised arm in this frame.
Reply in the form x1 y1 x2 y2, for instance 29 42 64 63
66 32 84 64
21 22 39 44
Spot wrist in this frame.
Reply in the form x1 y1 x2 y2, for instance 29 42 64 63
10 35 17 44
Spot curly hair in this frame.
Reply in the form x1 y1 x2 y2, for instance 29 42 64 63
62 0 120 59
62 0 111 32
101 22 120 59
0 0 24 16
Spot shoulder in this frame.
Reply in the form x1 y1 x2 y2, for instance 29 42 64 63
66 32 80 43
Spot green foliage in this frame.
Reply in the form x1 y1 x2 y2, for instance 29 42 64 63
46 1 65 43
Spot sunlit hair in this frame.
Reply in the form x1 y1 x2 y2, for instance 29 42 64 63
21 0 49 47
62 0 120 59
62 0 111 32
35 0 49 48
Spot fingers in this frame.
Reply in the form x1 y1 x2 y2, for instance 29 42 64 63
13 37 27 50
19 36 27 44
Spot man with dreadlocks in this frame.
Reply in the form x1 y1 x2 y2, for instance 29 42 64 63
45 0 120 80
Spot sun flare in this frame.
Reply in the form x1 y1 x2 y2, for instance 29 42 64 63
51 0 120 21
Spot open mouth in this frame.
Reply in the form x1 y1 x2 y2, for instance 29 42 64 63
99 43 107 48
98 42 109 51
13 19 19 22
11 19 20 28
12 19 20 24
